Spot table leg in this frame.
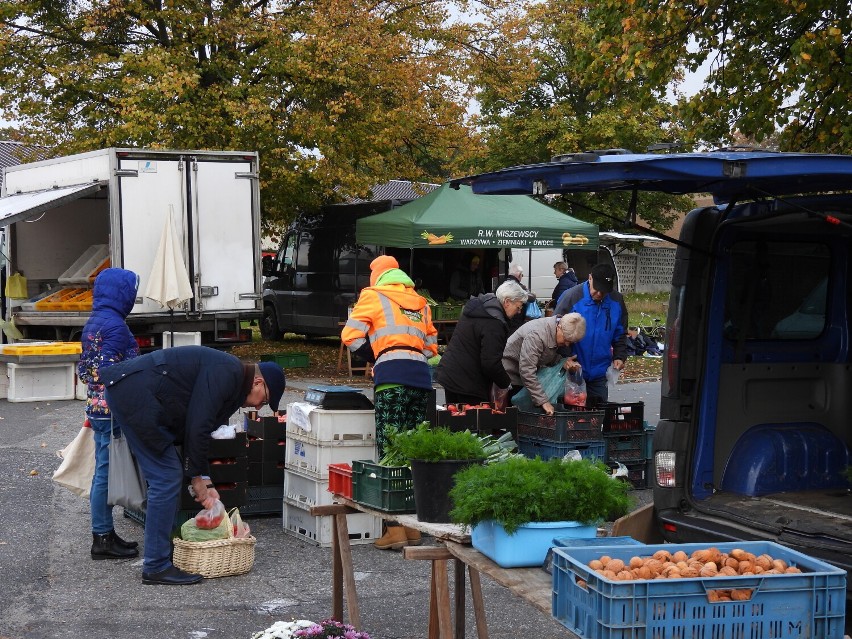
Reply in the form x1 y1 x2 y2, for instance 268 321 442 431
331 514 343 622
336 340 345 373
433 559 453 638
428 568 440 639
454 560 466 639
335 512 361 630
467 566 489 639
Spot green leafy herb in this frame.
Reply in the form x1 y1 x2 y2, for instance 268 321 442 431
381 422 487 465
449 457 633 534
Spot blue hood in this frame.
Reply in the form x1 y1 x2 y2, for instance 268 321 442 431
92 268 139 318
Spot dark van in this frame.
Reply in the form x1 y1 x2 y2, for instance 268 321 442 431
461 151 852 611
260 190 505 339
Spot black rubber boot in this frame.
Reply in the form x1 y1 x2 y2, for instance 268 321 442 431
91 532 139 560
108 530 138 550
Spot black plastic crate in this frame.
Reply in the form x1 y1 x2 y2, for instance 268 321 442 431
601 402 644 433
518 435 605 462
604 432 646 463
517 409 604 442
241 484 284 516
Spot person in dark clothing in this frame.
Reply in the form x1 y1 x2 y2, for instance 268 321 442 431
434 280 528 406
449 253 485 300
547 262 578 309
626 327 662 356
501 263 535 334
77 268 141 560
100 346 286 585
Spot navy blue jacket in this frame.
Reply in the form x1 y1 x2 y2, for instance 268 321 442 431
101 346 252 478
550 271 578 306
434 294 511 400
77 268 140 417
554 282 629 381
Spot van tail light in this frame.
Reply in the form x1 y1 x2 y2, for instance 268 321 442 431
655 451 677 487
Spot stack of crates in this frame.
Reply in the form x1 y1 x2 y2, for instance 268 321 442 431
283 405 382 547
516 408 605 462
243 412 287 515
601 401 648 488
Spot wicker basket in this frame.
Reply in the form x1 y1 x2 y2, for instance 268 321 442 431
173 510 256 578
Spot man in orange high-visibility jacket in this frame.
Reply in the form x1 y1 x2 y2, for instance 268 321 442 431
342 255 438 550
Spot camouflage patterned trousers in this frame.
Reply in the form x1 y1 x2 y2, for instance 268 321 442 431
373 385 430 457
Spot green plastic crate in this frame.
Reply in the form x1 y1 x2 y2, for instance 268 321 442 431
261 352 309 368
351 460 416 514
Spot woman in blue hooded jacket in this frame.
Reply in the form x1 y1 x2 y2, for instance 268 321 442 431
77 268 141 560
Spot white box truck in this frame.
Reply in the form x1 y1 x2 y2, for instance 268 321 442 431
0 148 262 347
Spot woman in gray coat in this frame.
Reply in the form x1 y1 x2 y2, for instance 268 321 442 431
502 313 586 415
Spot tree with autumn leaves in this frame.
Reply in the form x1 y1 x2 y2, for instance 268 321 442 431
0 0 849 233
0 0 485 227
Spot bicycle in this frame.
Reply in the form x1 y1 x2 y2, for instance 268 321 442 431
637 312 666 344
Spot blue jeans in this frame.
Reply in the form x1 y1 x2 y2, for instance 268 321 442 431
89 416 120 535
119 424 183 574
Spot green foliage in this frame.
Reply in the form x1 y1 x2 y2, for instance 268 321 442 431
383 423 487 464
449 457 632 534
0 0 488 227
585 0 852 153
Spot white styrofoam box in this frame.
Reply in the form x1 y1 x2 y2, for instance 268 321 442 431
7 362 75 402
285 431 376 480
75 374 87 401
284 468 334 509
286 403 375 444
282 500 381 547
162 331 202 348
0 363 8 399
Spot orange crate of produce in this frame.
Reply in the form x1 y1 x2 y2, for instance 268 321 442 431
88 257 111 282
327 463 353 499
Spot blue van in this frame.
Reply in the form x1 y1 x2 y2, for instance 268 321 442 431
460 150 852 612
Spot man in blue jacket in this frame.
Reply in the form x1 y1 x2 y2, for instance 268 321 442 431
554 263 628 406
101 346 286 585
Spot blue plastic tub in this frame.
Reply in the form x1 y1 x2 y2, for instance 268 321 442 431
552 541 847 639
518 435 605 462
471 520 596 568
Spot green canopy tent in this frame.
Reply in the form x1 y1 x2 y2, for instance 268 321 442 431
356 182 599 251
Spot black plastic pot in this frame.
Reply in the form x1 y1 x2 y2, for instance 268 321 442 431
409 459 479 523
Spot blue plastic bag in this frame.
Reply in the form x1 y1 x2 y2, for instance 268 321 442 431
524 300 542 319
510 359 566 411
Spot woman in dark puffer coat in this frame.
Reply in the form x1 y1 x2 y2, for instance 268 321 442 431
434 280 528 405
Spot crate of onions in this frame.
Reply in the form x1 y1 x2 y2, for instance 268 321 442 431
551 541 846 639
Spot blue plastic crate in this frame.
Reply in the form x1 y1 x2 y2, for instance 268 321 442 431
552 541 847 639
603 432 645 462
518 435 605 462
472 520 596 568
553 536 642 549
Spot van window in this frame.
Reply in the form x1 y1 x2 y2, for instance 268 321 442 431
723 240 830 340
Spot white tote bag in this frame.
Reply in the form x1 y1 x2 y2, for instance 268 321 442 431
52 425 95 498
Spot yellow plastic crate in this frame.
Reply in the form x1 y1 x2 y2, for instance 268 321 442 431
34 288 87 311
2 342 82 356
65 289 94 311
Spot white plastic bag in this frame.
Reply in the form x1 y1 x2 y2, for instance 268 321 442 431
606 365 621 389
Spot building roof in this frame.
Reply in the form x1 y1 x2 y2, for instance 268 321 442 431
0 141 49 192
343 179 440 204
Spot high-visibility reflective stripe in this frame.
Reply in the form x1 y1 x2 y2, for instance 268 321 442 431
372 324 427 341
376 351 428 366
345 318 370 333
349 337 368 351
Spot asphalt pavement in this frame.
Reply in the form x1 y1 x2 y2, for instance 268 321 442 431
0 378 660 639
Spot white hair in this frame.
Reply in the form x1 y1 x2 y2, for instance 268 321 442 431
508 263 524 278
558 312 586 343
495 279 528 304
